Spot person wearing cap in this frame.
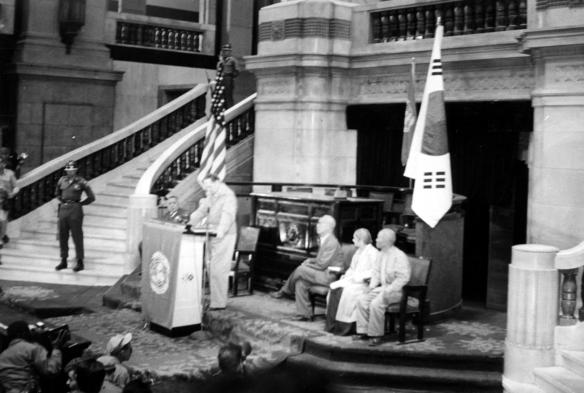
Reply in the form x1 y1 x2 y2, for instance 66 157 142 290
54 160 96 272
217 43 239 108
96 333 133 389
0 156 19 251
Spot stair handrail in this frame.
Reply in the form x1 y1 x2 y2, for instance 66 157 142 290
134 93 257 195
11 84 208 220
126 93 256 274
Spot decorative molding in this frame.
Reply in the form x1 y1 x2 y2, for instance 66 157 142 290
537 0 584 9
258 17 351 42
351 68 534 99
258 77 296 97
554 64 584 83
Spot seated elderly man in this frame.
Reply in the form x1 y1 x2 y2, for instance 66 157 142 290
270 214 342 321
354 228 411 346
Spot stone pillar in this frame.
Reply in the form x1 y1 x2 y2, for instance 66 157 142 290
504 244 558 387
245 0 356 185
9 0 123 171
519 4 584 250
127 193 158 273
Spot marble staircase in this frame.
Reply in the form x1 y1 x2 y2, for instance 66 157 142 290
534 348 584 393
0 165 148 286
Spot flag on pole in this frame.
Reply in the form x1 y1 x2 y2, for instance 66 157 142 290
401 59 417 167
403 20 452 228
197 63 228 184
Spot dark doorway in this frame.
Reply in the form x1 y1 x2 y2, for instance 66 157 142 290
348 101 532 303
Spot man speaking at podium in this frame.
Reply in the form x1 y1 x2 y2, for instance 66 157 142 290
189 174 237 310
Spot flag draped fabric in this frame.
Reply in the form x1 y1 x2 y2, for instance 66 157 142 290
401 60 417 167
197 63 228 184
403 22 452 228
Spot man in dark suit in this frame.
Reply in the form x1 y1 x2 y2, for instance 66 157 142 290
270 214 342 321
160 195 188 224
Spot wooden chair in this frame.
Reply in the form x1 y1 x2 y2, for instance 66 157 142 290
385 256 432 343
229 226 260 296
307 243 356 320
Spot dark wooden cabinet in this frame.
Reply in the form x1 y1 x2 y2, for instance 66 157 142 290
250 192 384 289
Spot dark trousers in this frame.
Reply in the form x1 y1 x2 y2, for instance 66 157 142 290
58 203 84 261
223 76 234 108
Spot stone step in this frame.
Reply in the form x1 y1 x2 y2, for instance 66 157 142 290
287 353 502 392
561 351 584 381
3 241 125 260
83 203 127 216
0 263 121 286
534 367 584 393
20 229 128 251
96 192 130 206
303 337 502 372
34 220 127 238
105 182 135 195
0 248 125 267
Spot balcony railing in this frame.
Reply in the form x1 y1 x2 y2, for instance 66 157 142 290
116 20 204 52
371 0 527 43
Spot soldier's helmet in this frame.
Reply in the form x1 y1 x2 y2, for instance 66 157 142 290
222 43 232 51
64 160 78 171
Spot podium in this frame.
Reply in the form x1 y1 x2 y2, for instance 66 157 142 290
141 220 210 337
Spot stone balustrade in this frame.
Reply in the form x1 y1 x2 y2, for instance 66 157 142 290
370 0 527 43
116 20 204 53
555 241 584 324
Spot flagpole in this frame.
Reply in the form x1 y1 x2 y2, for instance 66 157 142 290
409 56 415 190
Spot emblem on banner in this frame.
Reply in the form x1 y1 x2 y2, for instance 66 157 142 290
150 251 170 294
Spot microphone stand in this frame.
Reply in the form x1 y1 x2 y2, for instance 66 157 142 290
200 215 212 332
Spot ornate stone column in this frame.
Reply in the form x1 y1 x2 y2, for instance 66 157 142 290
503 244 559 389
245 0 356 185
519 3 584 250
9 0 123 171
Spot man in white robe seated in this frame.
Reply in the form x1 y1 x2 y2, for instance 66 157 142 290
326 228 379 335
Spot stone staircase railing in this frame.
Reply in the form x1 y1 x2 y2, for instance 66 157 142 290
504 242 584 392
10 84 208 221
126 93 257 271
370 0 527 43
556 241 584 324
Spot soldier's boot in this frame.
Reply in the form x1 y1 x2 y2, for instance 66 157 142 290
55 259 68 271
73 259 84 272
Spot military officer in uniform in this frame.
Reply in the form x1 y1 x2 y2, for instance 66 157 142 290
217 43 239 108
54 160 95 272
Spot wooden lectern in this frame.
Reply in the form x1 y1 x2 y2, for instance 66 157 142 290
141 220 211 337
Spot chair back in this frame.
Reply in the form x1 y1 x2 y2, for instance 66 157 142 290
407 256 431 286
336 243 357 270
237 226 260 253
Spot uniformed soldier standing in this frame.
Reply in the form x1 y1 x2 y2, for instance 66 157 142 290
54 160 95 272
217 43 239 108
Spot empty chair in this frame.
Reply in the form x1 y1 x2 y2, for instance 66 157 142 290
229 226 260 296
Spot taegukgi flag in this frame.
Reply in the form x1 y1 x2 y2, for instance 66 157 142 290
403 20 452 228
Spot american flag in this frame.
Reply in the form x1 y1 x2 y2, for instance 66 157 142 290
197 63 227 184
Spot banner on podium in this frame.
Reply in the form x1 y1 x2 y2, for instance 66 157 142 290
141 221 184 329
